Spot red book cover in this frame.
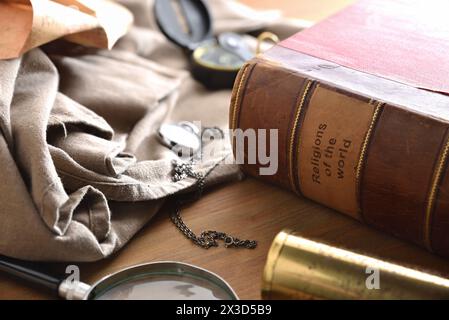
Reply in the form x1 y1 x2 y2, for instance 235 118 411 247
281 0 449 94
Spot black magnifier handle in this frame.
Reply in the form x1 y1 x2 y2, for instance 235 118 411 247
0 255 91 300
0 255 61 293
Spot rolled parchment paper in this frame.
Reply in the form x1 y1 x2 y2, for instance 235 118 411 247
0 0 133 60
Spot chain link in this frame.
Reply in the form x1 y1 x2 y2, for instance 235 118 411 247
169 127 257 249
170 204 257 249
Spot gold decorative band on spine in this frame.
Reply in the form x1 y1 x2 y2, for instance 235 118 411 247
288 80 314 193
424 133 449 251
230 64 251 131
355 102 383 182
355 102 383 218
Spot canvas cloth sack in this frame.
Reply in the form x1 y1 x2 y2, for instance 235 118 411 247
0 0 303 262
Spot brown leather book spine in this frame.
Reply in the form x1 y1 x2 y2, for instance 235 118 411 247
230 46 449 257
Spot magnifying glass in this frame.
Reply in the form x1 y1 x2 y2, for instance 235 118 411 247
0 256 238 300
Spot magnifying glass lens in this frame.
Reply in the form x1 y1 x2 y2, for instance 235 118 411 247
93 274 230 300
88 263 237 300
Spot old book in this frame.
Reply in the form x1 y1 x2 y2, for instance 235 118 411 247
230 0 449 257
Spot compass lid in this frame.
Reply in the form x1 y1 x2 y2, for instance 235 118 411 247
154 0 213 51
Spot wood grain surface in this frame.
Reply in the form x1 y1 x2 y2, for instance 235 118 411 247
3 178 449 300
242 0 354 22
4 0 449 301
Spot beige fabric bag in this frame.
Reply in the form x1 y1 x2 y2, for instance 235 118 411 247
0 0 302 262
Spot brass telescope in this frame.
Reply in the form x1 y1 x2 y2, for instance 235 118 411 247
262 230 449 299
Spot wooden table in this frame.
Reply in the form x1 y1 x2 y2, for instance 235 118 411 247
4 0 449 300
242 0 354 22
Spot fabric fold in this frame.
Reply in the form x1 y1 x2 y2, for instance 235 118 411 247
51 131 136 177
10 49 63 234
48 93 114 140
0 58 21 148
